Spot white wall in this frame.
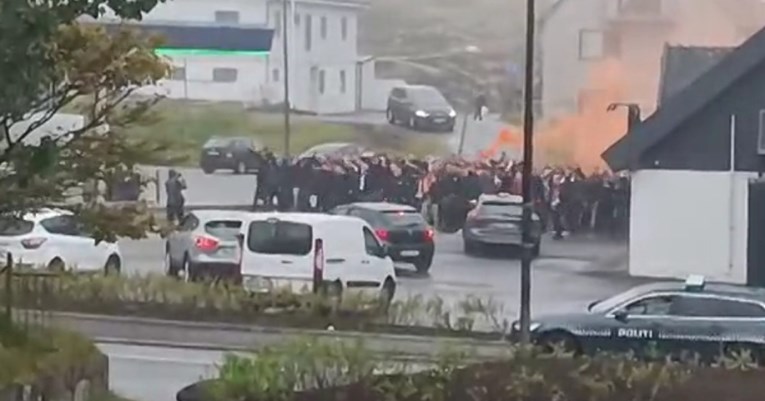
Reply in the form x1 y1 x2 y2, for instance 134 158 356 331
161 55 268 103
358 61 405 111
629 169 756 284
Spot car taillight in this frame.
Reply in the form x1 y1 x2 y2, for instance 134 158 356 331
194 236 219 252
21 237 46 249
423 228 435 242
375 229 389 242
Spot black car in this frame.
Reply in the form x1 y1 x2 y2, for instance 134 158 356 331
199 137 263 174
329 202 435 273
511 276 765 363
386 85 456 132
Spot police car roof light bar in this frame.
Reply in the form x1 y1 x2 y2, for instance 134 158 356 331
684 275 706 292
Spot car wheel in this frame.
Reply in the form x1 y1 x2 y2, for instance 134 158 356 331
104 255 121 276
386 109 395 124
413 257 432 274
379 278 396 309
723 343 763 365
539 331 581 355
234 161 247 175
47 258 65 272
201 165 215 174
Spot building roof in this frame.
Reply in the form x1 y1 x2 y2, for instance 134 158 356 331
601 25 765 171
657 45 732 106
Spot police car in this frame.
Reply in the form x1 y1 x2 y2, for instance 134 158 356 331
511 276 765 362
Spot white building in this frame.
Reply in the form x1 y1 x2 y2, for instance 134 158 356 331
100 0 368 114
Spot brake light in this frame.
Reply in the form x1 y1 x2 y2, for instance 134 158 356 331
21 237 46 249
194 236 219 252
423 228 435 242
375 229 389 242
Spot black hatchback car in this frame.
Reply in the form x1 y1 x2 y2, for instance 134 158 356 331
511 276 765 363
386 85 456 132
200 136 263 174
329 202 435 273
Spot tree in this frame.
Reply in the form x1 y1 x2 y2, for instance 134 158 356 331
0 0 176 242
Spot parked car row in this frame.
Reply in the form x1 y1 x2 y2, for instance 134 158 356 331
164 202 436 302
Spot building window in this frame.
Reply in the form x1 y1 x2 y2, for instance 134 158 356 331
272 69 280 82
274 11 282 37
171 67 186 81
320 16 327 39
617 0 661 15
579 29 604 60
215 10 240 24
339 70 346 93
318 70 325 94
341 17 348 40
212 68 238 83
305 14 312 51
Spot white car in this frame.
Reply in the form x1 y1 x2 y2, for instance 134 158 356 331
165 210 248 281
0 209 122 273
240 213 397 302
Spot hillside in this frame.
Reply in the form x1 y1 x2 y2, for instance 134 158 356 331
357 0 557 114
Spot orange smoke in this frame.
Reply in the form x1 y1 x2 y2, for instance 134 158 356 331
479 59 628 171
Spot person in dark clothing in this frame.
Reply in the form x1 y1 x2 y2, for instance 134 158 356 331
275 158 294 211
474 93 487 121
165 169 187 224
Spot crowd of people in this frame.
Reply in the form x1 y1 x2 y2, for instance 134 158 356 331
245 150 631 239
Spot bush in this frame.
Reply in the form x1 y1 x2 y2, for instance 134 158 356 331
0 272 511 338
186 338 765 401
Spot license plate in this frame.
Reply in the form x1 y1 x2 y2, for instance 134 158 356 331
245 276 272 291
495 223 518 230
433 118 446 123
207 151 219 156
400 250 420 257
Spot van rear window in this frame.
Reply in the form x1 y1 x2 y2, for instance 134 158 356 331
248 220 312 255
0 217 33 236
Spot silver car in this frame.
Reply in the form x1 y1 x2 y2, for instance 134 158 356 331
462 193 542 257
164 210 248 281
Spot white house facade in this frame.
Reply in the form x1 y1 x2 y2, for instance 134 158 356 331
100 0 367 114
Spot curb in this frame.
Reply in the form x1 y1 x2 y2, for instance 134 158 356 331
50 311 511 359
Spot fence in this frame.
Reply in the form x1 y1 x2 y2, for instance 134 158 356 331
1 253 56 333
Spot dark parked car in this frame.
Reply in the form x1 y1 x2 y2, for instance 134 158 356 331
462 193 542 256
199 137 263 174
386 85 456 132
329 202 435 273
511 276 765 364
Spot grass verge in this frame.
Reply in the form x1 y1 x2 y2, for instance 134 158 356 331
124 100 449 165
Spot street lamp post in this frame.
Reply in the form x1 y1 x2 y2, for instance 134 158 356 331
281 0 291 157
518 0 535 344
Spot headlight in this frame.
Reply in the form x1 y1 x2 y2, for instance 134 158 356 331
448 109 457 117
415 110 429 117
511 321 541 332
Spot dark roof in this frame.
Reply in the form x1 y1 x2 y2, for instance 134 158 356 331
351 202 418 212
93 22 274 52
602 25 765 171
657 45 732 106
626 281 765 301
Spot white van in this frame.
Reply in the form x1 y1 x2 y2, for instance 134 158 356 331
239 213 397 301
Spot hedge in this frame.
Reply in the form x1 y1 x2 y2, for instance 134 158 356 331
1 272 510 338
180 337 765 401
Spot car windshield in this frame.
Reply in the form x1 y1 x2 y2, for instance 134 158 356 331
204 220 242 240
410 89 450 108
478 202 524 217
588 287 655 314
0 217 33 236
203 138 231 148
382 210 426 227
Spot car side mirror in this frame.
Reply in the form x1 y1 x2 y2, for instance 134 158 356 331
613 310 629 322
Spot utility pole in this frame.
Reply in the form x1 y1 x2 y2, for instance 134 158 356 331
281 0 291 157
518 0 535 345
